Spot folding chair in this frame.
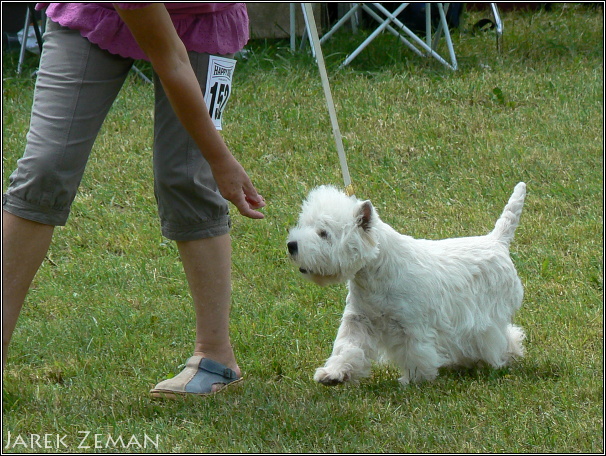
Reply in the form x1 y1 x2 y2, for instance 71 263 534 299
296 3 504 69
297 3 459 70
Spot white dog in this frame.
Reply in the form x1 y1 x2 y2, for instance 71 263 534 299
287 183 527 386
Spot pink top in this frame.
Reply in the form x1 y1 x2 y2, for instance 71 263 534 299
36 3 249 60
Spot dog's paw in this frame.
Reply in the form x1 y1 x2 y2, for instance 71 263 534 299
397 376 410 387
314 367 350 386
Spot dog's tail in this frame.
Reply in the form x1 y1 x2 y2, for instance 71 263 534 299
490 182 526 246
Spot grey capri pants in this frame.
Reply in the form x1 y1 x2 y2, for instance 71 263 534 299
3 20 231 241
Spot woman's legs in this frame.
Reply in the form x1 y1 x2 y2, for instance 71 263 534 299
2 213 54 369
177 234 240 378
150 234 242 397
2 21 132 368
151 53 240 394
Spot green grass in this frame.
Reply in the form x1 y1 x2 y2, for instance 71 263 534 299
2 4 603 453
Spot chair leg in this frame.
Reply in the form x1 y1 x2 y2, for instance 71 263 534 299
29 4 43 53
490 3 504 52
17 7 31 75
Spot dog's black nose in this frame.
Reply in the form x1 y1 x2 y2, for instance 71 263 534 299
287 241 298 256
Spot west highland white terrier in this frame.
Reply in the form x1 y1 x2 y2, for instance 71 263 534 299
287 183 527 386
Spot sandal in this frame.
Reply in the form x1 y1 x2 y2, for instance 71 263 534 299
150 356 243 399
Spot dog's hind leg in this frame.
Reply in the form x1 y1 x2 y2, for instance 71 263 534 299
475 325 523 368
314 311 377 386
504 324 525 363
392 338 442 386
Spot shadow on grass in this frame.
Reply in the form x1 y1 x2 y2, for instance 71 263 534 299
346 358 572 398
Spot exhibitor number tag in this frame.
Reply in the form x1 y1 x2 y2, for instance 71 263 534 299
205 56 236 131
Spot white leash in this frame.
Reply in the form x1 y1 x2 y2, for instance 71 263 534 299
301 3 355 198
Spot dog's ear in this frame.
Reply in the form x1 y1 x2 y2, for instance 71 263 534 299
356 201 374 231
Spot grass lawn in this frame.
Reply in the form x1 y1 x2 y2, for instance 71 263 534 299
2 4 603 453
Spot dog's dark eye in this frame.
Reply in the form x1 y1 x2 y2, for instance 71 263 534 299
318 229 329 239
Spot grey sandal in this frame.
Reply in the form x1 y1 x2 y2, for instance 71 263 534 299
150 356 243 399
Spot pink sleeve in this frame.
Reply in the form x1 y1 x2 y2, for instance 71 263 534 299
37 2 152 11
114 3 153 10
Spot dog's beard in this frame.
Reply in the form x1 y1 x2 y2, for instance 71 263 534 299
289 252 348 286
299 269 342 286
289 245 364 287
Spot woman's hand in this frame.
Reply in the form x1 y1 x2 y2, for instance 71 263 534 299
114 3 265 219
210 155 266 219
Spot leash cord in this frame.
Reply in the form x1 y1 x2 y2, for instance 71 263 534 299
302 3 355 197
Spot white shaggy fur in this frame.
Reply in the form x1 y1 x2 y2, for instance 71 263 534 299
287 183 527 386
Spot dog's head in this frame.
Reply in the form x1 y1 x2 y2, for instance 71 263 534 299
287 185 380 286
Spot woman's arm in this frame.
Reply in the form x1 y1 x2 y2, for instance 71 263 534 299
114 3 265 219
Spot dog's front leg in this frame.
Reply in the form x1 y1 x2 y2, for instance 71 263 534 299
314 310 376 386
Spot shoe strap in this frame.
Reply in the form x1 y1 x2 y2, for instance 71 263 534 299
198 358 238 380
